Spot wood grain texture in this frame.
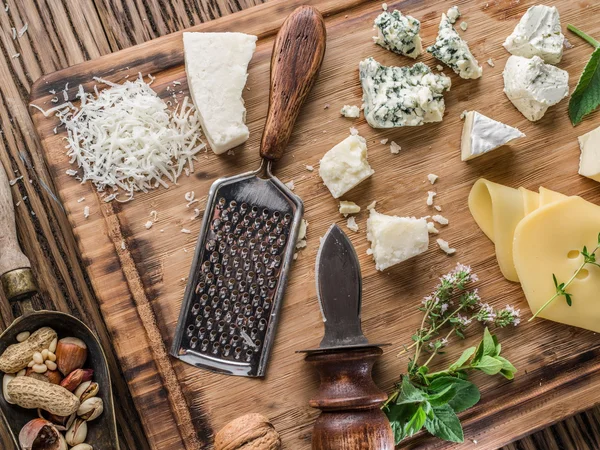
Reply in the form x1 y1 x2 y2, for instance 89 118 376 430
3 0 600 450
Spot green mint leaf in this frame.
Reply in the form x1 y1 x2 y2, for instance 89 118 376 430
449 347 476 371
424 404 464 443
387 403 421 444
482 328 496 357
473 355 503 375
569 47 600 125
404 405 428 438
429 377 480 413
495 356 517 380
396 376 426 405
426 384 456 407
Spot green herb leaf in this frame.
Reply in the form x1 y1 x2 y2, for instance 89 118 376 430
449 347 476 371
404 406 428 438
426 384 456 406
495 356 518 380
429 377 480 413
396 376 426 405
473 355 503 375
387 403 421 444
569 46 600 125
424 404 464 443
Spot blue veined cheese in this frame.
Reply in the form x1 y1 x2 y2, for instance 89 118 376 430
503 5 564 64
183 32 257 154
359 57 451 128
373 10 423 59
503 55 569 121
461 111 525 161
427 14 482 79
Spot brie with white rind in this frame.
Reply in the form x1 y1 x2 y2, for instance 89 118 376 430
373 10 423 59
503 5 564 64
366 209 429 271
503 55 569 122
359 57 451 128
319 134 374 199
183 32 257 154
461 111 525 161
578 125 600 182
427 14 482 79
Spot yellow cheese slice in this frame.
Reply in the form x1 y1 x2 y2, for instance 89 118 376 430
513 196 600 332
539 187 568 206
468 179 524 282
518 187 539 215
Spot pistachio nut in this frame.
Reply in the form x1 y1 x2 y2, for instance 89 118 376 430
70 445 93 450
77 396 104 421
74 381 99 402
65 418 87 446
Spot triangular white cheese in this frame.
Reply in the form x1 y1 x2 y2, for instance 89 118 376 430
183 32 257 155
461 111 525 161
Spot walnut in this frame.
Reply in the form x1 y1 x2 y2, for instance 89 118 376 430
214 413 281 450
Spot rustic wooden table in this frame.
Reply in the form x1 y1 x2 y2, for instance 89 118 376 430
0 1 599 449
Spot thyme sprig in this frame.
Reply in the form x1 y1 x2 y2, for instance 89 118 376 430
529 233 600 321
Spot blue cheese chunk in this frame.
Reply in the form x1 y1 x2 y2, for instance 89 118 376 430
340 105 360 118
359 57 451 128
503 55 569 121
503 5 564 64
461 111 525 161
427 14 482 79
373 10 423 59
366 209 429 271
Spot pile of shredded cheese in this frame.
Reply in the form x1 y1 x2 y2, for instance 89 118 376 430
31 76 205 202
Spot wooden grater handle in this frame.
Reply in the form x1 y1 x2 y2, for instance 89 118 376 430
0 162 36 301
260 5 326 162
305 347 394 450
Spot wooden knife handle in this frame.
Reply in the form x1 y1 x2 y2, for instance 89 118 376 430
0 162 36 301
305 347 394 450
260 5 326 162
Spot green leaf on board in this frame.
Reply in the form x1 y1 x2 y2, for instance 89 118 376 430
424 404 464 443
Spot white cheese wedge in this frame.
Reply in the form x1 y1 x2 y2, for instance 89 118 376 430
427 14 482 80
503 5 564 64
339 201 361 216
373 10 423 59
359 57 451 128
503 55 569 122
366 209 429 271
461 111 525 161
319 134 374 199
183 32 257 154
578 125 600 182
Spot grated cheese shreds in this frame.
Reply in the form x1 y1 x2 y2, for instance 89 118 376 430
32 76 205 202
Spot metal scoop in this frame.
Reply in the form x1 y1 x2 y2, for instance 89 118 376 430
171 5 327 377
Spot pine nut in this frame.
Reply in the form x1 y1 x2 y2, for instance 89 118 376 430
32 352 43 364
32 364 48 374
45 360 57 371
16 331 30 342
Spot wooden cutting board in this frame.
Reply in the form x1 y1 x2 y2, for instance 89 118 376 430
28 0 600 448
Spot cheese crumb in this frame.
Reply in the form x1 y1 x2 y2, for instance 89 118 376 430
347 216 359 232
382 3 387 10
181 228 191 234
437 238 456 255
339 201 361 216
487 58 495 67
349 127 359 136
426 191 436 206
77 197 85 203
9 176 23 186
432 214 449 225
305 165 314 172
83 206 90 219
427 173 438 184
366 200 377 210
296 219 308 249
150 210 158 222
427 222 439 234
340 105 360 118
434 205 442 212
390 141 401 154
460 21 468 31
285 180 295 191
380 138 388 145
145 220 153 229
191 208 201 220
460 110 468 120
121 241 126 250
436 65 444 71
447 6 461 24
18 24 28 38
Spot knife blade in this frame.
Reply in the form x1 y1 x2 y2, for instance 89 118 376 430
315 224 369 350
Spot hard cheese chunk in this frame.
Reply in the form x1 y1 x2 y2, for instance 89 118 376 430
319 134 374 199
427 14 482 80
373 10 423 58
359 57 451 128
513 196 600 332
461 111 525 161
503 55 569 122
578 125 600 182
503 5 564 64
366 210 428 271
183 32 257 154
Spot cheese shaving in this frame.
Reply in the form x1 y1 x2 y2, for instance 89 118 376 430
30 76 205 202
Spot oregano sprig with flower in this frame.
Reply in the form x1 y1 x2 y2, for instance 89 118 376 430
384 264 519 444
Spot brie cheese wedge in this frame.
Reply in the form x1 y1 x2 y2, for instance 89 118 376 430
503 55 569 121
578 125 600 182
183 32 257 154
461 111 525 161
503 5 564 64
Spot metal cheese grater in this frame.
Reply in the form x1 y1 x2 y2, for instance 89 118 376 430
171 5 327 377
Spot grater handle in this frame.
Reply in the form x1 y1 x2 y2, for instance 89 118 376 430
0 161 36 302
260 5 326 162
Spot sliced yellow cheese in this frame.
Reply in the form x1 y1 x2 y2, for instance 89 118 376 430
513 196 600 332
518 187 539 215
468 179 524 281
539 186 568 206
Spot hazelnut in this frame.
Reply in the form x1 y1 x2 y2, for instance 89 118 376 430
18 419 67 450
55 338 87 376
25 368 63 385
215 413 281 450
